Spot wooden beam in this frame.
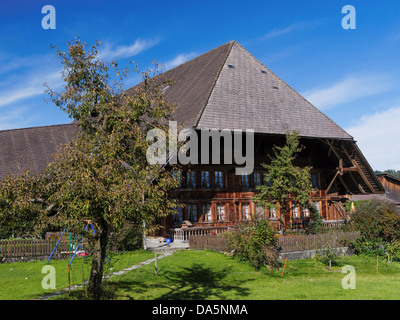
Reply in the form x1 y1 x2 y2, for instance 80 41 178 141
349 172 365 194
326 171 339 194
325 139 341 160
337 175 351 194
342 144 376 193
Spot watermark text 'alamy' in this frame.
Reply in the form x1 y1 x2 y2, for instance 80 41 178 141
146 121 254 175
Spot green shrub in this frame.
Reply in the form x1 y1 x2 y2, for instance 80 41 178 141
227 219 279 270
315 246 340 267
350 238 386 257
109 224 143 252
305 205 322 235
386 240 400 261
348 199 400 256
349 199 400 242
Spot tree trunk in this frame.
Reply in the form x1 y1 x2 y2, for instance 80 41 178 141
87 224 108 299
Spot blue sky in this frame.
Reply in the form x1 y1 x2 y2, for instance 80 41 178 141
0 0 400 170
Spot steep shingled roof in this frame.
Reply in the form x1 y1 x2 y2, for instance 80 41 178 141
0 124 79 179
146 40 353 140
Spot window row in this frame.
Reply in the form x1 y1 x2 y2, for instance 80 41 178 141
173 203 226 224
173 170 320 190
266 201 320 219
173 201 321 223
173 170 224 189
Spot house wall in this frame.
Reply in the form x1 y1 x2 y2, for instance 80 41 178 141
378 175 400 203
164 133 349 232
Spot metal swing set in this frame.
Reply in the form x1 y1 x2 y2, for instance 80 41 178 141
46 219 110 265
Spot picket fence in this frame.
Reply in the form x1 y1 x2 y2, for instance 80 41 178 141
188 231 360 253
0 238 86 260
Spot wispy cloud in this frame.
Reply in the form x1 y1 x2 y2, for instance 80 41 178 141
164 52 197 70
0 104 37 130
346 106 400 170
0 53 54 76
261 22 317 41
0 69 62 108
98 38 161 60
303 74 392 110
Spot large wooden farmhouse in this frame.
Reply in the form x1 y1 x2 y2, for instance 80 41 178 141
0 41 384 236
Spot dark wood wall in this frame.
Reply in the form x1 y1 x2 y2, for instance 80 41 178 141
165 133 348 231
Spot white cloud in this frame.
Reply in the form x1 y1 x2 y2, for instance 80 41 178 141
303 74 392 110
164 52 197 70
262 24 300 40
98 38 160 60
0 105 36 130
346 106 400 170
0 69 62 108
261 22 316 41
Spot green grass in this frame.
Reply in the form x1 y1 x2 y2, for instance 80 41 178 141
104 250 400 300
0 250 154 300
2 249 400 300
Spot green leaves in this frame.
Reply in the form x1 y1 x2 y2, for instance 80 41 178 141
254 131 313 227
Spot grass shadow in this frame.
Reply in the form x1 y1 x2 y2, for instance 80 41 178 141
112 260 252 300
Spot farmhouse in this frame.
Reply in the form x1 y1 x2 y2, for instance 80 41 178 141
0 41 384 236
351 173 400 206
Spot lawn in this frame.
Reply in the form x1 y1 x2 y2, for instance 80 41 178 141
2 249 400 300
100 250 400 300
0 250 154 300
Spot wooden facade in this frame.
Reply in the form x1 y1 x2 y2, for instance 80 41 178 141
377 174 400 205
163 133 379 232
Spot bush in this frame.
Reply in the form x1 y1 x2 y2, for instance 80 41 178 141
350 199 400 242
348 199 400 256
350 238 386 257
385 240 400 262
315 246 341 267
109 224 143 252
227 219 279 270
305 205 322 235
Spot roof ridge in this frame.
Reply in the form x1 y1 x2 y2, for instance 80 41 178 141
193 41 235 127
231 42 353 140
0 123 77 134
159 41 235 79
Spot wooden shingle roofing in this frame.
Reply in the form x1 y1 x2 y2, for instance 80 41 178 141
0 124 79 179
145 40 353 140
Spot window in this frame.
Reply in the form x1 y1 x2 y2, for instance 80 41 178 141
254 172 262 187
216 203 225 221
172 170 182 188
201 171 211 188
269 207 276 218
215 171 224 188
313 201 320 214
303 206 310 217
311 173 319 189
186 171 196 188
173 207 183 223
241 173 250 189
264 173 272 186
188 204 198 222
241 203 250 220
292 203 299 218
201 203 212 222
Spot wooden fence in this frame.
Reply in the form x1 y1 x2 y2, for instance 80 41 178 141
276 231 360 252
188 231 360 253
0 238 89 261
189 235 230 252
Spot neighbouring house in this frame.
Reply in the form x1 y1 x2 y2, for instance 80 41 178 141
0 41 384 238
351 173 400 206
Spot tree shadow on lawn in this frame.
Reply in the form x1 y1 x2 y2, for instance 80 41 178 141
114 262 252 300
